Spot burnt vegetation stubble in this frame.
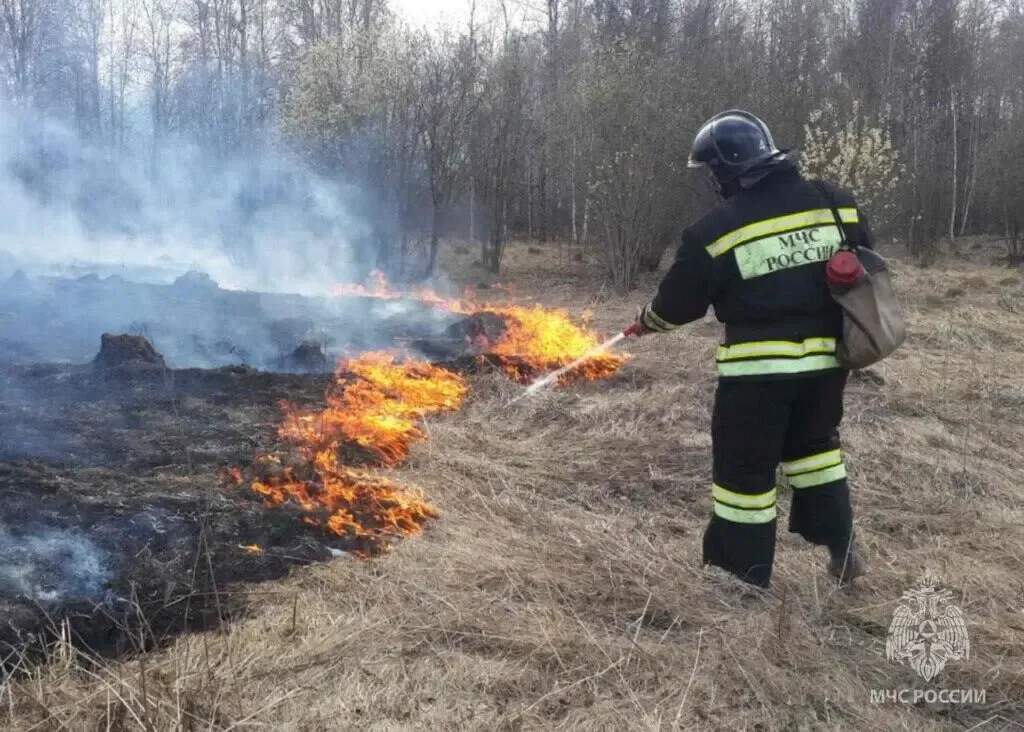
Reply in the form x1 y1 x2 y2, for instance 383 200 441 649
0 303 516 670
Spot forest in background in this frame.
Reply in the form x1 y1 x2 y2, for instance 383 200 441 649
2 0 1023 290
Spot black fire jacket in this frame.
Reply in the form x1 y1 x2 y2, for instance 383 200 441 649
640 160 875 379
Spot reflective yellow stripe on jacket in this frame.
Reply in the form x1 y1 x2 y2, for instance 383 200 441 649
716 337 840 377
705 208 860 258
707 207 859 281
641 305 679 333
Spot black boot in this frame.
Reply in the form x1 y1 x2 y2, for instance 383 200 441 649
827 539 866 585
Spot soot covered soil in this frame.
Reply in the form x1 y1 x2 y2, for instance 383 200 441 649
0 355 423 666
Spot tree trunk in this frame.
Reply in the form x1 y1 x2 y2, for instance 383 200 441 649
469 173 476 243
959 106 980 237
527 163 533 242
538 150 548 243
426 204 441 280
582 132 593 252
1005 203 1022 265
570 134 578 248
949 90 958 250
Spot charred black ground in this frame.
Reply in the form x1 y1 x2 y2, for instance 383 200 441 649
0 315 507 670
0 351 335 665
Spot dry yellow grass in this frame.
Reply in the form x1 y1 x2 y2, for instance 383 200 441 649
3 243 1024 731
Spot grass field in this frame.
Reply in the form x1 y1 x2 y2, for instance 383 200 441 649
4 241 1024 731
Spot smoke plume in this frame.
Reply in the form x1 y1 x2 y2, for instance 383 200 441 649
0 99 373 295
0 100 466 370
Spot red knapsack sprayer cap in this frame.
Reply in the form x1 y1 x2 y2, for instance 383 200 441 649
826 250 865 287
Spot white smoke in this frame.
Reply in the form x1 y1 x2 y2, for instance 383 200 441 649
0 99 373 296
0 528 112 604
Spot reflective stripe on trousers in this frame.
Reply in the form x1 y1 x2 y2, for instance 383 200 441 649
712 483 777 525
711 449 848 529
782 449 847 489
716 337 841 378
712 448 847 526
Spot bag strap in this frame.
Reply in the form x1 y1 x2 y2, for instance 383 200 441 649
811 179 854 252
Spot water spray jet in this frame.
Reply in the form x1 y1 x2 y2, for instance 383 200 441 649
506 331 629 405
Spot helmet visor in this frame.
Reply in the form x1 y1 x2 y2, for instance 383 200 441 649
716 126 774 165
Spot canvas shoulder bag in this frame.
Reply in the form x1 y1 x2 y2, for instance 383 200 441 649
812 180 907 370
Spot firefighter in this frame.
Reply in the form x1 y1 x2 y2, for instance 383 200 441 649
624 109 867 589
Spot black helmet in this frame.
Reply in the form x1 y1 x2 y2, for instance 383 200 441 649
687 110 784 187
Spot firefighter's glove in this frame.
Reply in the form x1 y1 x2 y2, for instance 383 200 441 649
624 307 655 337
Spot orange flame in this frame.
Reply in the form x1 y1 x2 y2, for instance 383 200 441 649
236 352 463 554
478 303 624 383
229 270 626 556
332 270 626 383
251 455 439 544
274 351 468 466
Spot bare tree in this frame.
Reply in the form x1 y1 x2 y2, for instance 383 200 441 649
414 28 482 279
141 0 176 172
1 0 1023 283
0 0 43 101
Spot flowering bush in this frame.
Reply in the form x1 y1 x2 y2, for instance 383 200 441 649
799 102 904 230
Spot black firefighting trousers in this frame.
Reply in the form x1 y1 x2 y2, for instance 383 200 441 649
702 369 854 587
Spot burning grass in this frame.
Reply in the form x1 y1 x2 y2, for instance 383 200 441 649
484 304 625 384
228 275 626 557
333 269 625 383
226 351 470 555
